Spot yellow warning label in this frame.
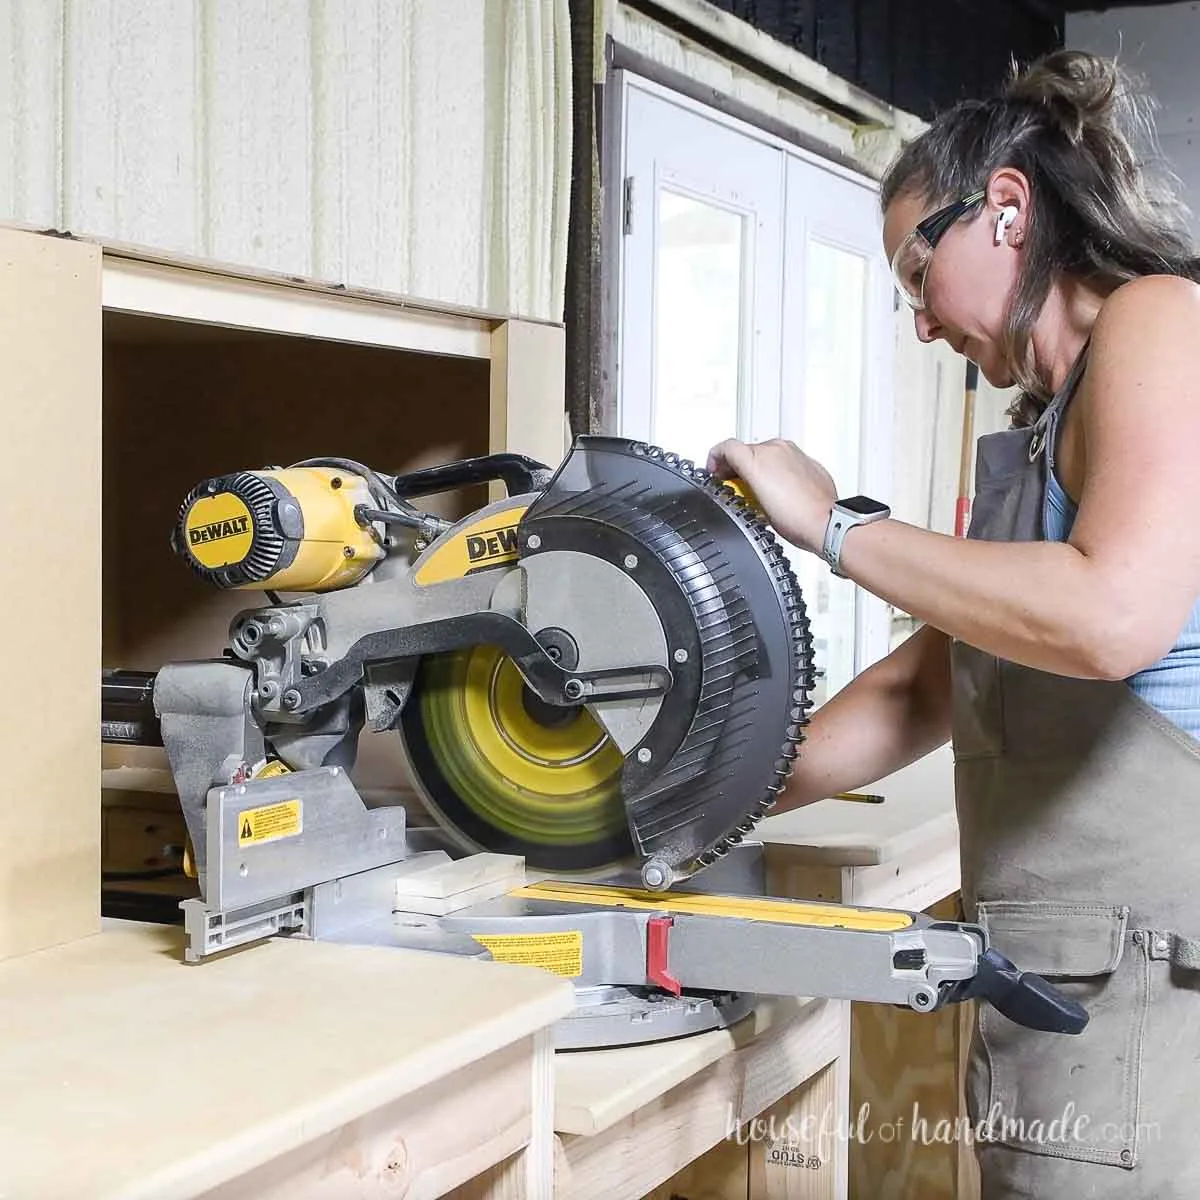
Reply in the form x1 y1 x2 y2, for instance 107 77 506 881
237 799 302 846
254 759 292 779
471 931 583 978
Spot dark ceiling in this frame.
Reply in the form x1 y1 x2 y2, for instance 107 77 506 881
695 0 1192 120
1056 1 1184 8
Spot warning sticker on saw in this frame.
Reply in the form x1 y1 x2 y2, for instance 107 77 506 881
471 931 583 978
237 800 302 847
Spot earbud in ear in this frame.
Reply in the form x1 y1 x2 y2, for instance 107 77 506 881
994 205 1019 245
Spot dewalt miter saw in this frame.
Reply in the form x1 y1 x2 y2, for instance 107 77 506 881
103 436 1087 1047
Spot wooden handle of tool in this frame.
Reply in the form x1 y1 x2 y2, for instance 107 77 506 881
955 362 979 537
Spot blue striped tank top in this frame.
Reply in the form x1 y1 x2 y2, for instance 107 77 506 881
1044 470 1200 738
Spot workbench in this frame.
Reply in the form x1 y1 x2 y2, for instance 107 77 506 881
7 748 969 1200
0 922 851 1200
551 996 848 1200
0 921 573 1200
3 225 968 1200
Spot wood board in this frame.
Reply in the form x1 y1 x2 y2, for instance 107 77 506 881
758 745 957 868
0 227 103 961
555 997 850 1200
0 920 573 1199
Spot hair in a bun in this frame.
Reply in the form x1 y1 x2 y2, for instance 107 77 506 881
1004 50 1125 146
882 50 1198 424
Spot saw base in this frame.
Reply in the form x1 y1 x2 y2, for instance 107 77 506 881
174 767 1088 1043
555 986 755 1051
287 899 757 1050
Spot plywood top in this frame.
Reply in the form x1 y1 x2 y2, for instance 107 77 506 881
757 744 959 867
554 996 816 1136
0 920 574 1200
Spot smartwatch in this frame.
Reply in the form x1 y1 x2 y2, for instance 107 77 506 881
822 496 891 577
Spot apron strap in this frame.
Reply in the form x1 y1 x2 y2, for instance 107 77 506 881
1147 931 1200 969
1029 340 1092 464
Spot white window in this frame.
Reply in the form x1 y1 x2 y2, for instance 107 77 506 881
617 82 783 464
614 75 894 704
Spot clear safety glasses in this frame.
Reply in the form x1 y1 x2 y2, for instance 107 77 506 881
890 189 986 311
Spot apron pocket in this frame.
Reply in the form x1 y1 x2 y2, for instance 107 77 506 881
970 900 1148 1168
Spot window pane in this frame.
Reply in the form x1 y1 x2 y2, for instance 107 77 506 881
791 240 867 706
652 190 745 465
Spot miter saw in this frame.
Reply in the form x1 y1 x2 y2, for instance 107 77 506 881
101 436 1087 1048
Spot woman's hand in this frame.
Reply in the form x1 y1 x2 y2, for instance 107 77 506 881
707 437 837 554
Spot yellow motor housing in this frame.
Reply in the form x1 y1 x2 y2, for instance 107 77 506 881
172 466 385 591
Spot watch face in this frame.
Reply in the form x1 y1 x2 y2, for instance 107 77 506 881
837 495 889 517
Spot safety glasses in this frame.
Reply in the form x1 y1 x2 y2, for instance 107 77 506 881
890 189 986 311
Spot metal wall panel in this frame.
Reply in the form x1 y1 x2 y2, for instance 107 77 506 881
65 0 202 252
0 0 63 227
0 0 572 321
1069 3 1200 238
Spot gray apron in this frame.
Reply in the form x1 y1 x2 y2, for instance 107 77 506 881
953 350 1200 1198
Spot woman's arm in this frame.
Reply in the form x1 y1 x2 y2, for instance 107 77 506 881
714 276 1200 680
775 623 952 814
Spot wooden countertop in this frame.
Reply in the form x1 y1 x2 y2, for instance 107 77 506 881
555 996 817 1136
0 920 574 1200
550 996 851 1200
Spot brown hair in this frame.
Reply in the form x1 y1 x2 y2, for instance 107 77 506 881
881 51 1199 425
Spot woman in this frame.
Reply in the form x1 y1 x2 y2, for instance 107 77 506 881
710 51 1200 1198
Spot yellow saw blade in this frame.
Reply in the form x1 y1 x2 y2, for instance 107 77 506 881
400 644 635 870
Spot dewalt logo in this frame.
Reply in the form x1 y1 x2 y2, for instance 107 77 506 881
467 525 519 563
184 493 255 570
413 504 529 587
189 515 250 545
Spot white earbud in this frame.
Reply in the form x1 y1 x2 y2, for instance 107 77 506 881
994 205 1019 245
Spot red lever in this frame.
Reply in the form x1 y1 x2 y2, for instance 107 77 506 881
647 916 681 995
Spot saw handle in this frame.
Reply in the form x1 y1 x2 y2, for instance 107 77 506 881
389 453 553 500
725 478 762 511
966 948 1090 1034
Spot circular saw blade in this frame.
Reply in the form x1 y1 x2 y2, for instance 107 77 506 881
399 436 816 883
399 644 635 870
516 437 816 882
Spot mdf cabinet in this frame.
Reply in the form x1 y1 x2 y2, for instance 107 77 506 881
0 226 567 949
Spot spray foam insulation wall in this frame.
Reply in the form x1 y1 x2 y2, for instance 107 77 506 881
103 312 490 804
